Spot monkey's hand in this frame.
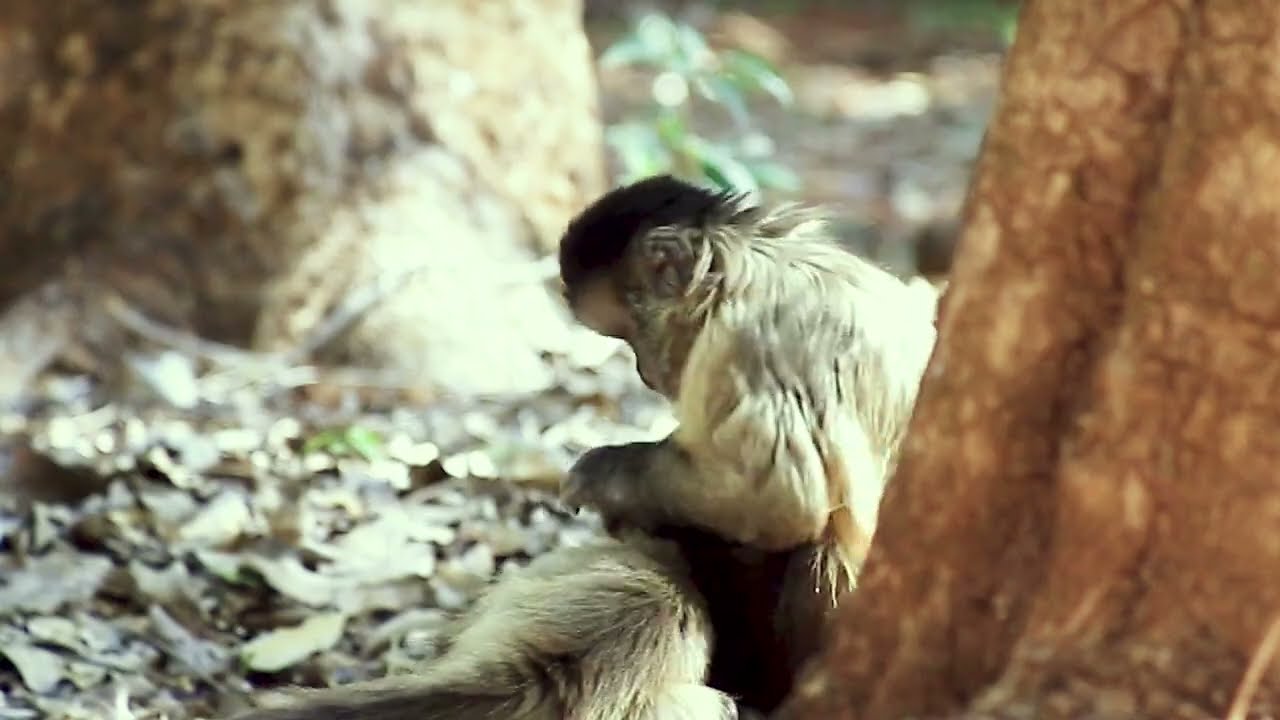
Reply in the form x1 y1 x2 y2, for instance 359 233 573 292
562 440 674 529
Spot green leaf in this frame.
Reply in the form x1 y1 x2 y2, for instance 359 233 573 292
673 23 712 70
906 0 1019 41
746 159 802 192
599 33 661 68
601 12 694 70
302 428 348 455
652 109 689 148
999 13 1019 46
302 425 385 459
606 123 674 179
702 158 759 196
722 50 793 106
694 74 751 128
343 425 385 460
684 139 759 196
634 13 680 64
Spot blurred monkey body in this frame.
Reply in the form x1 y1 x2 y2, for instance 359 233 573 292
230 531 737 720
559 174 938 681
656 524 800 712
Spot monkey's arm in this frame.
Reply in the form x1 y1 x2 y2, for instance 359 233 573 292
563 438 706 532
564 429 837 550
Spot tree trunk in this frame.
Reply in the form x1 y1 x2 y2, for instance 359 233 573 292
777 1 1280 718
0 0 605 397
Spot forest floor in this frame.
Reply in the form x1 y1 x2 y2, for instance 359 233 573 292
0 5 1005 719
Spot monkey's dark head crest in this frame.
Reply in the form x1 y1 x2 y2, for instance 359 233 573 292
558 174 754 287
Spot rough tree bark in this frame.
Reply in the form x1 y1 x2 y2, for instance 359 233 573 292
0 0 605 397
778 1 1280 719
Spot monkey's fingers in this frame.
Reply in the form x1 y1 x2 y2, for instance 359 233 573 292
562 445 647 522
559 462 593 509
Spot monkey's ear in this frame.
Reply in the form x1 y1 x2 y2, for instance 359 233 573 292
639 234 694 298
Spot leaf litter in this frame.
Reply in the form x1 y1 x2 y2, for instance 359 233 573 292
0 325 667 719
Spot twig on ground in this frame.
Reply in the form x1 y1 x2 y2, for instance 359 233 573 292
1226 611 1280 720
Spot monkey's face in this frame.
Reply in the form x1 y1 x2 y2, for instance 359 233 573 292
559 197 710 401
565 280 673 397
564 275 636 340
562 253 684 398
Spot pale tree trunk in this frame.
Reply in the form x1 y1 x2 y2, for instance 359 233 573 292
778 1 1280 718
0 0 605 398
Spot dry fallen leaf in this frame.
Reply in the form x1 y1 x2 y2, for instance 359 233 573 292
0 553 113 615
1 642 66 694
176 490 253 548
148 605 229 677
316 512 438 582
239 612 347 673
137 487 199 530
360 607 449 657
24 617 80 651
65 660 108 690
124 351 201 409
195 551 336 608
128 560 202 604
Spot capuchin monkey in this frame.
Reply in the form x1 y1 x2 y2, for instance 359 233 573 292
558 174 939 693
228 531 738 720
227 176 935 720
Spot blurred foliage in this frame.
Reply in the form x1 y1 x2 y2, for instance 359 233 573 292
904 0 1020 46
600 11 801 196
302 424 386 460
648 0 1020 47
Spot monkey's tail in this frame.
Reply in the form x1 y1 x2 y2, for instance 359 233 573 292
229 677 544 720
